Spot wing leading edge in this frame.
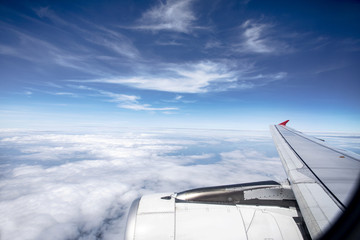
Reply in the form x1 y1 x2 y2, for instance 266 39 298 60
270 121 360 239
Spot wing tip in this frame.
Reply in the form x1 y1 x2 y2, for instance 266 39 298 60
279 120 290 126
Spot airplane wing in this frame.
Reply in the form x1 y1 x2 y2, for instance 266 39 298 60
124 121 360 240
269 120 360 239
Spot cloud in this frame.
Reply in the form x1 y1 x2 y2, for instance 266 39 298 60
0 27 108 76
34 6 140 59
245 72 287 84
0 7 140 78
82 61 239 93
1 8 287 98
155 39 184 46
96 88 178 112
80 22 140 60
118 103 177 111
0 44 20 56
54 92 78 97
80 60 286 93
241 20 274 53
0 128 285 240
237 20 291 54
134 0 196 33
175 95 183 101
69 85 177 112
6 130 359 240
34 6 70 27
310 132 360 156
204 39 222 49
97 90 140 103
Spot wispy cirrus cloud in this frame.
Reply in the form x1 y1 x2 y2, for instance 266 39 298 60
99 90 177 111
77 60 286 93
237 20 292 54
1 7 288 99
53 92 78 97
241 20 273 53
80 61 237 93
0 26 110 76
246 72 287 82
34 6 70 27
34 6 140 59
27 83 178 112
133 0 197 33
70 85 178 112
0 7 140 79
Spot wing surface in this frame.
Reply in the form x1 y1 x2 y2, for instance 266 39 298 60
270 122 360 239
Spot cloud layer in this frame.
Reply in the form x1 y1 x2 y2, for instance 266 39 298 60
0 128 283 240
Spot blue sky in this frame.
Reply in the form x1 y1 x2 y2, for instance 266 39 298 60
1 0 359 131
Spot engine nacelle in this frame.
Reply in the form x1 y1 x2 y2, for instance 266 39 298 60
125 181 309 240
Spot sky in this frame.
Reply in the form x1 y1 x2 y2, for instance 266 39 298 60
1 1 360 239
0 0 359 131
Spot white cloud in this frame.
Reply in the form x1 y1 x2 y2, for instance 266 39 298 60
1 8 140 78
0 44 19 56
34 6 70 27
0 129 284 240
1 10 287 98
242 20 273 53
155 39 184 46
204 39 222 49
81 24 140 60
27 84 177 112
98 90 140 103
175 95 183 101
134 0 196 33
0 28 108 76
86 61 239 93
118 103 178 111
82 60 286 93
310 132 360 156
54 92 78 97
238 20 291 54
97 90 177 112
68 85 177 112
34 6 140 59
246 72 287 81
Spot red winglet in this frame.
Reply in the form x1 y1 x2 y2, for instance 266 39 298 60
279 120 289 126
